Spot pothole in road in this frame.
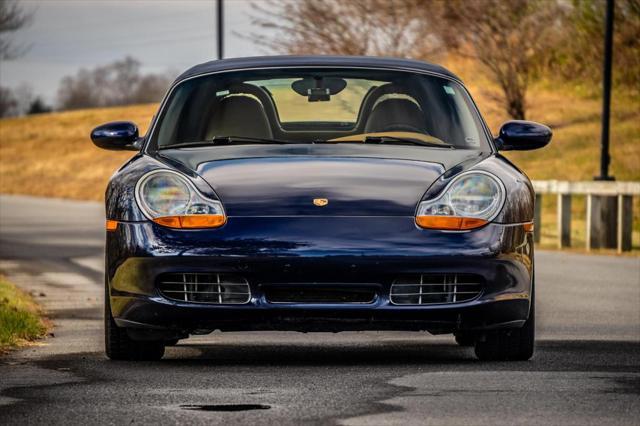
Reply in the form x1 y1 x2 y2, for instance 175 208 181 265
180 404 271 412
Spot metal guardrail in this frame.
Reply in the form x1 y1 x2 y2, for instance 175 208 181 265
532 180 639 252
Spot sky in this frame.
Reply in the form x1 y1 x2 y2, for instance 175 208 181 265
0 0 277 104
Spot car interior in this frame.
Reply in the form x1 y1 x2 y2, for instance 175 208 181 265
156 69 484 149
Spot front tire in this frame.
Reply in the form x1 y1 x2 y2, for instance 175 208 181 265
474 284 535 361
454 332 475 347
105 284 165 361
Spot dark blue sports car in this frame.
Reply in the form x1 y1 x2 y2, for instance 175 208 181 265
91 56 551 361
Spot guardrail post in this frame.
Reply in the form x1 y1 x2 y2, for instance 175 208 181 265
557 193 571 248
617 195 632 253
587 194 618 250
534 193 542 243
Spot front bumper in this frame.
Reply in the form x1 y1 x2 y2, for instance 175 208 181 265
107 217 534 335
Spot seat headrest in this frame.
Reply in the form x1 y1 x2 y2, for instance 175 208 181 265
364 98 427 134
207 95 273 140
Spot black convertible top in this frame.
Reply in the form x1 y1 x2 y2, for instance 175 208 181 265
175 55 461 84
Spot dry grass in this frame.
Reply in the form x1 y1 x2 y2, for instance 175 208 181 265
0 104 156 200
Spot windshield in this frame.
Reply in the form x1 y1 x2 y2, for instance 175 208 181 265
152 68 490 150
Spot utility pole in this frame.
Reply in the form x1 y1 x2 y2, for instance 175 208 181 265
217 0 224 60
596 0 614 181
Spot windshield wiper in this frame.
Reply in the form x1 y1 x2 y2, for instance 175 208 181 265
160 135 454 150
313 136 454 148
362 136 453 149
159 136 294 149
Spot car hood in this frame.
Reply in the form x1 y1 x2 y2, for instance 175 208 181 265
159 144 488 217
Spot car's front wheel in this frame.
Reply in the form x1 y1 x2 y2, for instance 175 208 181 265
454 332 475 347
104 284 165 361
474 283 535 361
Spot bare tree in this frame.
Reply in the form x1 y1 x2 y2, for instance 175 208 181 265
248 0 444 58
57 71 99 111
57 56 173 110
12 82 34 114
0 0 33 60
250 0 564 119
0 85 18 117
434 0 564 119
0 83 30 117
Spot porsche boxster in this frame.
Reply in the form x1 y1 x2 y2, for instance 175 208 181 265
91 56 551 361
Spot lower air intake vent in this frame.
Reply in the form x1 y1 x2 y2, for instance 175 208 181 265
390 274 483 305
264 285 377 304
158 273 250 304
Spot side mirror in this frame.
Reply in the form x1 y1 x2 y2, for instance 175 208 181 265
495 120 552 151
91 121 140 151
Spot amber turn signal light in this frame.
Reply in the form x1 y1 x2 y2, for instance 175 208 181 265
153 214 226 229
106 220 119 231
416 216 488 230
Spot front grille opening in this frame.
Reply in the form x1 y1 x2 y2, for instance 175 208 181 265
158 273 250 304
390 273 483 305
264 285 377 304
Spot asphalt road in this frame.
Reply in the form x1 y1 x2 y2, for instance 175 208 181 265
0 194 639 425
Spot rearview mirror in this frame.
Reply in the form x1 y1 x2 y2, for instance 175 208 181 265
91 121 140 151
291 77 347 102
495 120 552 151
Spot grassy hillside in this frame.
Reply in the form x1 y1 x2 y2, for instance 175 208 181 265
0 81 638 251
475 86 639 182
0 104 155 200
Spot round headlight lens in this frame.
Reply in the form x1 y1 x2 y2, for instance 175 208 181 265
416 171 505 230
141 173 191 216
135 170 226 228
448 174 502 218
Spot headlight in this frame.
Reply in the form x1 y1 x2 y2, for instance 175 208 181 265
416 171 505 230
135 170 226 229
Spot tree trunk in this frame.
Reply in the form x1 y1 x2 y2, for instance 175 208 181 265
503 75 527 120
506 96 526 120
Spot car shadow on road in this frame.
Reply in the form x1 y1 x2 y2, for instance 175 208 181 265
135 338 640 370
166 340 477 366
26 339 640 373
